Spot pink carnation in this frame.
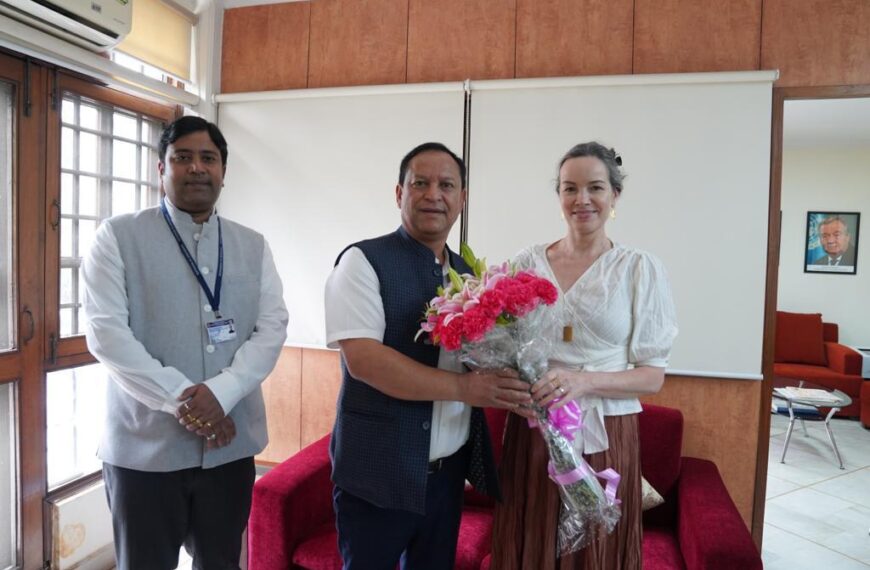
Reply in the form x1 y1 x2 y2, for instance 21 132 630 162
461 307 495 342
439 319 463 351
478 289 506 319
535 279 558 304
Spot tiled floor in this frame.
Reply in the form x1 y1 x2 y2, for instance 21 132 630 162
764 413 870 569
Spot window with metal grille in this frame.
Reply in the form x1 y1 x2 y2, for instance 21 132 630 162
59 95 161 337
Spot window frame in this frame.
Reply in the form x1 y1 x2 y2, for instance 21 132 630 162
57 93 163 339
0 50 48 570
44 73 177 370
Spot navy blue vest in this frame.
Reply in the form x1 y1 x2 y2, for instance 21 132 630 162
329 227 501 514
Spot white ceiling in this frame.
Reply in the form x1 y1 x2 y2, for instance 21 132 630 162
784 98 870 150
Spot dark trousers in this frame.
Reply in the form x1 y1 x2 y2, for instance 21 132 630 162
103 457 255 570
334 445 469 570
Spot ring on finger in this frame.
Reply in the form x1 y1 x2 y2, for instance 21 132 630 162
205 421 212 429
207 433 216 441
182 402 191 412
185 413 197 423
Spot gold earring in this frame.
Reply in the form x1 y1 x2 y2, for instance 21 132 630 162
610 207 616 220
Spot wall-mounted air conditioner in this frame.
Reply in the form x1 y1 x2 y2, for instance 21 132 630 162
0 0 131 51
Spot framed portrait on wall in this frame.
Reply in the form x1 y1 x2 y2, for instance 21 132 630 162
804 211 860 274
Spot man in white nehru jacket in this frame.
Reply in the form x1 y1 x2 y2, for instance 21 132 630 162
82 116 288 569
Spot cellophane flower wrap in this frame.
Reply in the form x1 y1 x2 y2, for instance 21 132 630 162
417 244 622 555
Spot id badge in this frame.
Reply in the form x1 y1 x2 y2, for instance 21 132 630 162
206 318 237 344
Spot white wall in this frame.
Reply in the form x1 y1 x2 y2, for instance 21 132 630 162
778 147 870 346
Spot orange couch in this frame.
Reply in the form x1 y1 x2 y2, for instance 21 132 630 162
774 311 864 421
862 381 870 429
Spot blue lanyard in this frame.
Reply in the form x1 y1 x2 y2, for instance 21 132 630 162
160 197 224 316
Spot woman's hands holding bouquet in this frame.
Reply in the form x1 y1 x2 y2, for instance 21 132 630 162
532 368 591 410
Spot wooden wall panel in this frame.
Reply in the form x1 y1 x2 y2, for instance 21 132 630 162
633 0 762 74
300 348 343 447
256 346 303 464
218 0 870 93
221 3 310 93
308 0 408 88
516 0 633 78
641 375 762 527
407 0 516 83
761 0 870 87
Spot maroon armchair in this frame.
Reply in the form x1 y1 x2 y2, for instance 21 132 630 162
248 404 760 570
637 405 761 570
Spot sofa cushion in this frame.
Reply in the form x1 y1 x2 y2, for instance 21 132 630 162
775 311 827 366
642 476 665 511
642 526 686 570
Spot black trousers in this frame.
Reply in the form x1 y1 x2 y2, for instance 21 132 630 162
103 457 255 570
334 444 470 570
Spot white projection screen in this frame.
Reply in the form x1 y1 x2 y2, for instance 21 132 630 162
466 73 775 378
218 84 466 347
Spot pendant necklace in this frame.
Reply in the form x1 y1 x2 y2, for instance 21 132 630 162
558 240 612 343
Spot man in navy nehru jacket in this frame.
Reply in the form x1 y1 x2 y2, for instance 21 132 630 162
324 142 531 570
83 116 288 569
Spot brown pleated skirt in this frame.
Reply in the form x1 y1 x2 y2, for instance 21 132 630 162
490 413 642 570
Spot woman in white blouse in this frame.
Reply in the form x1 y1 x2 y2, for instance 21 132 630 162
491 142 678 570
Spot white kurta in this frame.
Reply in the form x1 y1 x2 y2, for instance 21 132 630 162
515 242 678 454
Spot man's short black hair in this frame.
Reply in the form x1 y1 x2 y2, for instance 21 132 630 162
158 116 228 166
398 142 466 189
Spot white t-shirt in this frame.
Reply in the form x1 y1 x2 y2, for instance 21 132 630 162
325 246 471 461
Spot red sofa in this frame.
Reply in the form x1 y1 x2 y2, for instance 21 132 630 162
863 382 870 429
248 404 760 570
774 311 864 419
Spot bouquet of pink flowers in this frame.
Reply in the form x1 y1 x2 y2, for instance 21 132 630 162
416 246 558 349
417 244 622 555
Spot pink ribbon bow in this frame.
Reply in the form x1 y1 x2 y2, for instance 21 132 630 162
548 400 583 441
